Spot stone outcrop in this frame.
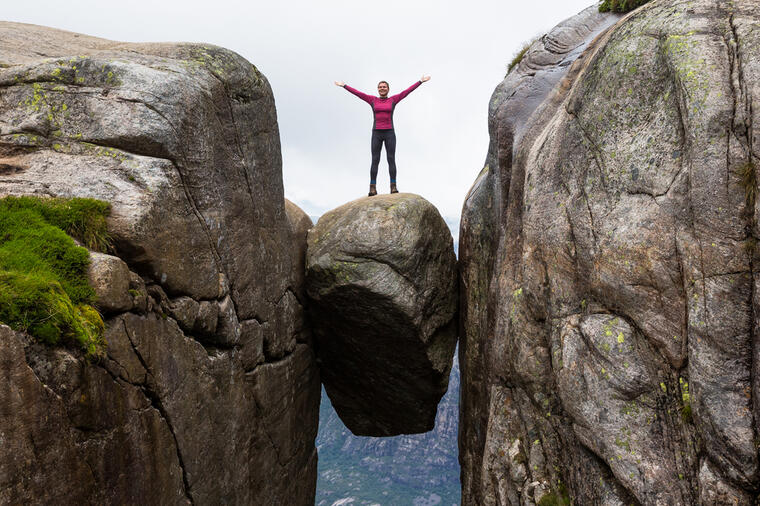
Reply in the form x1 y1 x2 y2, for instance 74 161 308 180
87 251 135 313
306 193 457 436
0 22 319 504
460 1 760 504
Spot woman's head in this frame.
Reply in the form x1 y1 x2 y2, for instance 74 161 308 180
377 81 389 97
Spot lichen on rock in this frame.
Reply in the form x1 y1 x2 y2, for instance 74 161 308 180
460 1 760 504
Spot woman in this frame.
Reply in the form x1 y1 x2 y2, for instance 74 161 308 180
335 76 431 196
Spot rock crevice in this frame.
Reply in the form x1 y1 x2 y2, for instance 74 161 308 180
118 317 194 504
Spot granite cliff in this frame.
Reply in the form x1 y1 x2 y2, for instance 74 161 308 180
0 22 318 504
7 1 757 504
460 1 760 504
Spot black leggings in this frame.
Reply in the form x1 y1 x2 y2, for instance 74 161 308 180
370 129 396 184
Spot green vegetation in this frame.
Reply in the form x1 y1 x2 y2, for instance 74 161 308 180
738 160 757 209
737 160 757 255
679 377 692 422
538 483 571 506
0 196 111 357
507 37 539 74
599 0 651 12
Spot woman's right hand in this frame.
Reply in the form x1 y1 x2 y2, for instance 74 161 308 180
334 81 345 87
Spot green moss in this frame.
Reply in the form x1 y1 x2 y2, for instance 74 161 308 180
737 160 756 208
662 33 710 112
2 196 111 251
0 196 111 357
599 0 651 13
538 483 571 506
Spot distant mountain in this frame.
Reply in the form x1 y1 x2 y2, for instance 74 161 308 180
315 352 461 506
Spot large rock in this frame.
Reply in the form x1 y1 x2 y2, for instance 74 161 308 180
460 1 760 504
0 22 319 504
0 324 186 505
459 7 622 502
306 193 458 436
0 20 288 319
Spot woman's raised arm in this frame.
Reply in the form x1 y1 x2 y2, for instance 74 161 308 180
390 76 429 103
338 83 375 104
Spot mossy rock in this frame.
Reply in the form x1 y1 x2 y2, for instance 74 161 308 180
0 196 110 357
538 484 571 506
599 0 651 13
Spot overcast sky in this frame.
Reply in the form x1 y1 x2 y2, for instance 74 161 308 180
5 0 596 230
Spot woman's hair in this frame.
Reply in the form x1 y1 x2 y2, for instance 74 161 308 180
378 80 389 88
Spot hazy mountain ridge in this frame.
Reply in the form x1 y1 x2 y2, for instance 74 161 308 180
316 352 460 505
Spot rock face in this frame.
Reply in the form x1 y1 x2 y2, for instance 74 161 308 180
460 1 760 505
0 22 319 504
306 193 458 436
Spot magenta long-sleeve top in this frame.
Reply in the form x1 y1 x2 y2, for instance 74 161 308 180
343 81 422 130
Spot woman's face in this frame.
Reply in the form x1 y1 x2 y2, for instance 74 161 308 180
377 82 389 97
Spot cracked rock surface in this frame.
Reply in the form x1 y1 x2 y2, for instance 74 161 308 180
460 1 760 504
0 22 319 504
306 193 458 436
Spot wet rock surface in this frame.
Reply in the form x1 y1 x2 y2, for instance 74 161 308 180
0 22 319 504
460 1 760 504
306 193 458 436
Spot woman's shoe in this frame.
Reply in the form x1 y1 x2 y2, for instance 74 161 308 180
390 183 399 194
368 184 377 196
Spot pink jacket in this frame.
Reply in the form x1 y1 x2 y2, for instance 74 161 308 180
343 81 422 130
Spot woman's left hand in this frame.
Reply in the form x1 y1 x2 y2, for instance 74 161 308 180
420 75 431 82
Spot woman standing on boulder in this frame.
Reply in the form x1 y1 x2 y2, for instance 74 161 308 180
335 76 430 196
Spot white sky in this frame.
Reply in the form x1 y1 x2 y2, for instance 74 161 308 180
4 0 595 227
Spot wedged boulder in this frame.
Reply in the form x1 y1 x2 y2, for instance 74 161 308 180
460 1 760 504
306 193 457 436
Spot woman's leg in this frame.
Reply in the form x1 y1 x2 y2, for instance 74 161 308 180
385 130 397 182
370 130 382 184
